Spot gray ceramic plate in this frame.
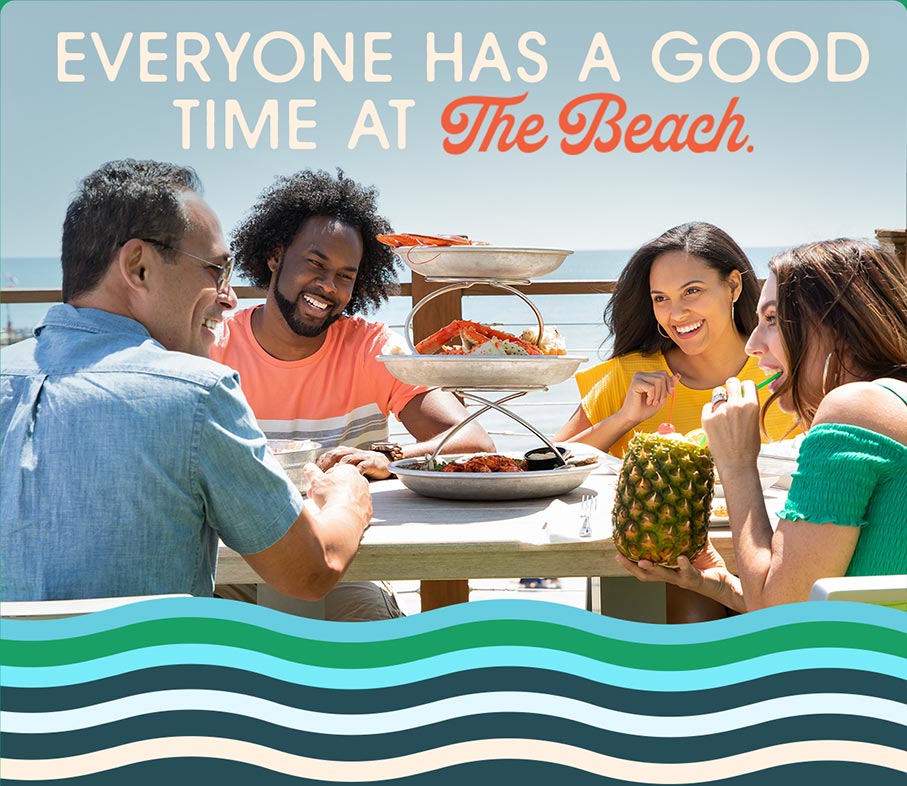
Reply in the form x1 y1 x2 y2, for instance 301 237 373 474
389 454 600 501
377 355 586 389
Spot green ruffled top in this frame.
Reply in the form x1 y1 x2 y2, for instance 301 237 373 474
778 423 907 576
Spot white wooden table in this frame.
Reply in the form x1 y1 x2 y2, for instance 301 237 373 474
215 467 779 621
216 469 629 585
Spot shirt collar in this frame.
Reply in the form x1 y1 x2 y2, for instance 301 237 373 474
35 304 153 340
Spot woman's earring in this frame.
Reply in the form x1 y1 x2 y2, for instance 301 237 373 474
731 300 736 324
822 352 835 395
657 323 672 340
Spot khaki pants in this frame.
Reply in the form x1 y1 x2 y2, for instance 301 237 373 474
215 581 404 621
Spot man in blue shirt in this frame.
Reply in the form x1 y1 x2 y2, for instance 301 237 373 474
0 159 372 601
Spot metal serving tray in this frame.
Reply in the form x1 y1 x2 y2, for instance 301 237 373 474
391 245 573 280
377 354 586 389
389 454 600 501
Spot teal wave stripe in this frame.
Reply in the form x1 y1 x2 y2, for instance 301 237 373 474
4 648 905 691
2 619 905 670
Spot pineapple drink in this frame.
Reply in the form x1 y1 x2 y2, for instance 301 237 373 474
612 428 714 567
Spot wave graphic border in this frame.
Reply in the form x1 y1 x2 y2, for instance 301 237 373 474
1 598 904 783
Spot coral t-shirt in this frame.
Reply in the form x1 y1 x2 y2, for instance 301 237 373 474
211 307 429 448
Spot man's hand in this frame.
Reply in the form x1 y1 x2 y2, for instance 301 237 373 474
316 446 393 479
304 462 373 529
241 463 373 601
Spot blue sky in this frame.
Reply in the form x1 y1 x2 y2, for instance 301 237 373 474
1 0 904 255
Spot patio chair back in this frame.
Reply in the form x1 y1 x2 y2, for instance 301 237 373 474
809 575 907 611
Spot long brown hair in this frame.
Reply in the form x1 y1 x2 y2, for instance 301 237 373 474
765 239 907 428
606 222 759 357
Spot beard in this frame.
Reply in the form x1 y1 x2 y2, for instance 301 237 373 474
272 257 343 338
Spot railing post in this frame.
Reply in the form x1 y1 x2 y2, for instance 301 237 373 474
409 274 463 342
875 229 907 274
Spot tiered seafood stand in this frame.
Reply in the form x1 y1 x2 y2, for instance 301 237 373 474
377 243 603 607
379 243 599 498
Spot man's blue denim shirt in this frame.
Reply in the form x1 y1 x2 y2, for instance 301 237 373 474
1 305 303 600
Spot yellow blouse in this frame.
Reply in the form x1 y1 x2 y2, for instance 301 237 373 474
576 352 798 457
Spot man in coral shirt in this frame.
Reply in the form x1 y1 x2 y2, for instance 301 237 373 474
211 169 493 619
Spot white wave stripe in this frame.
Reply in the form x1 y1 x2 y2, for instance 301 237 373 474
3 737 906 782
3 690 906 737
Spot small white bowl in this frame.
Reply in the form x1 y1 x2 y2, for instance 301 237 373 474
269 440 321 491
757 453 798 490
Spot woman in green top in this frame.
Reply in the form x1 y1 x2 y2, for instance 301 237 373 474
619 239 907 610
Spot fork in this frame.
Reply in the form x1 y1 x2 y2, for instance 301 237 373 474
578 494 595 538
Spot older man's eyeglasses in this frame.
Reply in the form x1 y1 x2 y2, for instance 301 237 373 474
131 238 234 293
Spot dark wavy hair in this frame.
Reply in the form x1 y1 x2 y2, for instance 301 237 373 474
606 222 760 357
231 169 399 315
764 238 907 429
62 160 202 301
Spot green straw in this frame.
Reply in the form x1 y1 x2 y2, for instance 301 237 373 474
698 372 782 446
756 371 782 390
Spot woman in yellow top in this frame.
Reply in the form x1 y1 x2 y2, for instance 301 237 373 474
556 221 794 456
555 221 796 622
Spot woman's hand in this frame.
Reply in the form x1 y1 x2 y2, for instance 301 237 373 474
618 371 681 427
616 541 746 612
701 377 761 475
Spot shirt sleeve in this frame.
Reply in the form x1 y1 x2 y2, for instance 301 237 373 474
195 372 304 554
577 358 628 425
778 424 900 528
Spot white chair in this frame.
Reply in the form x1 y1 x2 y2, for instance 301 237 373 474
0 594 191 620
808 575 907 611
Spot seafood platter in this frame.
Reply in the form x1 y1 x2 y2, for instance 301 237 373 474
379 318 584 388
376 233 587 390
389 448 601 501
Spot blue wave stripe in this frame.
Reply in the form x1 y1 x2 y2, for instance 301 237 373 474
1 713 904 762
2 646 905 690
2 597 903 644
3 666 901 716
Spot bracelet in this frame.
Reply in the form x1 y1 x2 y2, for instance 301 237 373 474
369 442 404 462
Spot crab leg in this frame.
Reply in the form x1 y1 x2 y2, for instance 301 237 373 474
415 320 544 355
414 321 469 354
459 322 544 355
377 233 473 249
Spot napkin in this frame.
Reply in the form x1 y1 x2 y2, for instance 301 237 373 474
522 498 609 544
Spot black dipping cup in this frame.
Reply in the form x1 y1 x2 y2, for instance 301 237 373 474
524 446 569 471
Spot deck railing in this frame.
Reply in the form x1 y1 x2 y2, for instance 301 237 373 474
0 280 617 307
2 227 903 314
0 279 618 348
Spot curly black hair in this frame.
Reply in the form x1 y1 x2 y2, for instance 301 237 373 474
232 169 399 315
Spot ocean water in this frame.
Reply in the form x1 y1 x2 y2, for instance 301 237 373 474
0 249 781 451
